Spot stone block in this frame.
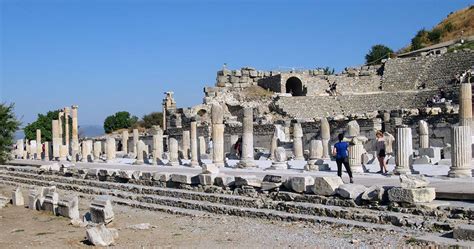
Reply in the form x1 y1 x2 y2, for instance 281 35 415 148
202 163 219 174
57 195 79 220
234 175 262 188
261 182 281 191
312 176 343 196
86 224 119 246
198 174 217 185
288 176 315 193
361 185 387 202
117 170 134 179
453 224 474 241
28 189 41 210
399 175 429 189
140 172 153 181
131 171 141 180
152 172 171 182
262 175 283 183
388 187 436 204
11 188 24 206
42 191 59 215
214 174 235 187
418 147 441 164
90 195 114 224
170 173 200 185
336 184 367 199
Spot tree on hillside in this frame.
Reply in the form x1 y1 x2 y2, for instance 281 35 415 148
23 110 62 141
0 103 21 163
411 29 429 51
103 111 138 133
365 44 394 64
141 112 163 129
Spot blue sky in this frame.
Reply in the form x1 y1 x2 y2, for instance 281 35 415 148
1 0 471 127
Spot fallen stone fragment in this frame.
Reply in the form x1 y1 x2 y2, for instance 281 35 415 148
399 175 429 189
261 182 281 191
11 188 24 206
86 224 119 246
312 176 343 196
287 176 315 193
28 189 41 210
127 223 151 230
42 191 59 215
90 195 114 224
57 195 80 220
388 187 436 204
117 170 134 180
0 195 9 208
214 174 235 187
202 163 219 174
234 175 262 188
361 185 387 202
336 184 367 199
152 172 171 182
198 174 217 185
170 173 199 185
453 224 474 241
262 175 283 183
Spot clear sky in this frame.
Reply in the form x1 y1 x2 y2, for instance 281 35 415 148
1 0 471 127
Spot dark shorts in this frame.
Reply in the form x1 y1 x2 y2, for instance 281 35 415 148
378 149 386 157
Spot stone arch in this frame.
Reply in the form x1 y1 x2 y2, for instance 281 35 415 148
286 77 304 96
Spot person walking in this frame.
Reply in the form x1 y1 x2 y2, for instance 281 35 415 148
332 133 353 183
375 130 388 174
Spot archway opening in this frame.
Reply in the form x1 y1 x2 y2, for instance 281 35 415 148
286 77 303 96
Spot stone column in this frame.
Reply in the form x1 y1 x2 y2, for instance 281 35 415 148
293 123 304 160
44 142 50 161
459 82 473 133
268 147 289 170
320 118 330 159
448 126 472 177
15 139 24 159
190 121 199 167
394 127 413 175
419 120 429 149
133 129 139 155
36 129 42 160
211 104 225 167
59 145 67 161
237 107 256 168
121 130 129 154
152 125 163 165
93 141 102 162
348 143 364 173
81 141 88 162
167 138 180 166
305 139 323 170
198 136 206 158
58 111 64 145
71 105 79 161
106 137 115 162
64 107 70 154
347 120 360 137
135 140 145 165
269 134 278 160
182 130 190 160
52 120 61 160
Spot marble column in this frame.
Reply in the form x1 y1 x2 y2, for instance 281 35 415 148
419 120 429 149
198 136 206 158
347 120 360 137
15 139 24 159
459 82 473 133
44 142 50 161
121 130 129 154
320 118 330 159
211 104 225 167
93 141 102 162
58 111 64 145
182 130 190 160
52 120 61 160
59 145 67 161
133 129 139 155
448 126 472 177
237 108 256 168
268 147 289 170
269 134 278 160
293 123 304 160
71 105 79 161
135 140 145 165
167 138 180 166
81 141 88 162
36 129 42 160
305 139 323 170
106 137 116 162
64 107 70 154
189 121 199 167
394 127 413 175
152 125 163 165
348 143 364 173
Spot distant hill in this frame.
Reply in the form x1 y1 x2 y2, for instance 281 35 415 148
79 125 105 138
400 5 474 53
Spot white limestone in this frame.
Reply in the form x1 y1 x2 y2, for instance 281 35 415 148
121 130 129 154
36 129 42 160
419 120 429 148
238 107 256 168
152 126 164 165
448 125 472 178
12 188 24 206
320 118 330 159
211 104 225 167
292 123 304 160
268 147 289 170
106 137 116 162
167 138 180 166
312 176 343 196
394 127 413 175
90 195 114 224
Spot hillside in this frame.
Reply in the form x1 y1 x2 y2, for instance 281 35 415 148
400 5 474 53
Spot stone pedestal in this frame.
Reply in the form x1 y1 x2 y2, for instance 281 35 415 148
293 123 304 160
133 129 139 155
71 105 79 161
93 141 102 162
305 140 323 170
135 140 145 165
348 143 364 173
167 138 180 166
459 83 473 133
106 137 115 162
59 145 68 161
211 104 225 167
152 126 163 165
448 126 472 178
36 129 42 160
238 107 256 168
268 147 289 170
320 118 330 159
394 127 413 175
189 121 199 167
347 120 360 137
182 130 190 160
121 130 129 154
52 120 61 160
419 120 429 149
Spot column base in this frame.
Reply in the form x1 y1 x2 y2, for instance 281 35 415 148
267 162 289 170
134 160 144 165
236 159 257 168
448 168 472 178
393 166 412 175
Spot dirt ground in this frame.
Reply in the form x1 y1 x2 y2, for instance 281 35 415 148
0 185 420 248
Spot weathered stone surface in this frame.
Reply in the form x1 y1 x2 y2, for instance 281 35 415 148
234 175 262 188
170 173 199 185
214 174 235 187
453 224 474 241
312 176 343 196
90 195 114 224
151 172 171 182
263 175 283 183
336 184 367 199
347 120 360 137
388 187 436 203
42 191 59 215
288 176 314 193
28 189 41 210
361 185 387 202
11 188 24 206
268 147 289 170
399 175 429 189
202 163 219 174
261 182 281 191
57 195 79 220
0 195 8 208
198 174 217 185
86 224 119 247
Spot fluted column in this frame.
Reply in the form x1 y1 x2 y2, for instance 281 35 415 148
52 120 60 160
348 143 364 173
419 120 429 149
394 127 413 175
306 139 323 170
167 138 180 166
121 130 129 154
182 130 190 160
36 129 42 160
190 121 199 167
71 105 79 161
459 82 473 133
293 123 304 160
106 137 115 162
448 126 472 177
321 118 330 159
211 104 225 167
